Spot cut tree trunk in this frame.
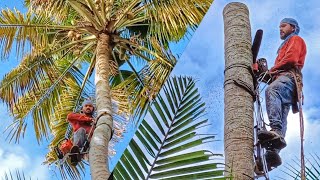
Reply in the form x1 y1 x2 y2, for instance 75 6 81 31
89 33 113 179
223 2 254 179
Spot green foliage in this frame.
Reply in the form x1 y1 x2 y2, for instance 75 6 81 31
278 154 320 180
3 170 28 180
114 76 224 179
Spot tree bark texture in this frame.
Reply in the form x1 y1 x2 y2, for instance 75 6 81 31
89 33 113 179
223 2 254 179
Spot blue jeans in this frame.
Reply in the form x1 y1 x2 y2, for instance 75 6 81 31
265 74 296 138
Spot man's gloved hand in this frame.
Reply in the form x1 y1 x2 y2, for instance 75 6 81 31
257 58 268 73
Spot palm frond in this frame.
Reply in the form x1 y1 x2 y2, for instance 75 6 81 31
112 36 176 119
0 8 63 58
2 52 87 142
27 0 70 22
68 0 103 31
114 76 224 179
145 0 213 43
0 52 57 106
3 170 29 180
279 154 320 180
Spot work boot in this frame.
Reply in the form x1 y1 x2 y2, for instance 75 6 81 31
70 145 81 166
265 150 282 169
258 129 282 141
258 129 287 150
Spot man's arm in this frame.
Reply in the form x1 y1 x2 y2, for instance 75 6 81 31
67 113 93 122
270 36 304 72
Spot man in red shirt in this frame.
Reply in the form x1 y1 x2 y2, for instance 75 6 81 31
60 99 95 165
258 18 306 169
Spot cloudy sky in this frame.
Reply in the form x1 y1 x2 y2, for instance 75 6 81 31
1 0 320 179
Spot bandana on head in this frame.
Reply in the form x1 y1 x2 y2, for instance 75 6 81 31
82 99 94 107
277 18 300 53
281 18 300 35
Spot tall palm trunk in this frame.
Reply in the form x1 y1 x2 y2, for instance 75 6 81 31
223 2 254 179
89 33 113 179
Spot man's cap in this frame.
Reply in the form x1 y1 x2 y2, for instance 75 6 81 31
82 99 94 107
280 18 300 35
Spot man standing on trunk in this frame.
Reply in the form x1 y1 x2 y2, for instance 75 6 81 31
258 18 307 169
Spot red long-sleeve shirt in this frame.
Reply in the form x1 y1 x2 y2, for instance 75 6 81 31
271 35 306 72
67 112 93 134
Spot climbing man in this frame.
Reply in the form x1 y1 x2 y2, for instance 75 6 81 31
258 18 306 169
60 99 95 166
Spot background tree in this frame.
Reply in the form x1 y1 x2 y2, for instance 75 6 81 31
0 0 213 179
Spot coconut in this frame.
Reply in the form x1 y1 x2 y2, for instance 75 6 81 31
127 12 134 20
75 33 81 40
67 30 75 38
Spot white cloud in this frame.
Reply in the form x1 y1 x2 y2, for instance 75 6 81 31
0 145 50 179
285 110 320 152
0 148 27 176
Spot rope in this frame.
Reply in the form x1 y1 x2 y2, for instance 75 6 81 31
224 63 256 100
299 101 305 180
290 69 306 180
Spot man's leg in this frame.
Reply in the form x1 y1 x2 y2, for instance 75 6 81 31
70 127 87 165
73 127 87 148
261 75 295 138
263 75 296 168
281 104 290 138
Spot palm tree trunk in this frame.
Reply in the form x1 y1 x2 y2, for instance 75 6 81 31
223 2 254 179
89 33 113 179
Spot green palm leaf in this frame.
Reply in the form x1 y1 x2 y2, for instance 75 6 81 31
114 76 224 179
279 154 320 180
3 170 29 180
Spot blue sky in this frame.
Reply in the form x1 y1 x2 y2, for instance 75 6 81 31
1 0 320 179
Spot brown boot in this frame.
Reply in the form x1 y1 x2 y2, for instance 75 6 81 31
258 129 287 150
70 146 81 166
265 150 282 168
258 129 282 141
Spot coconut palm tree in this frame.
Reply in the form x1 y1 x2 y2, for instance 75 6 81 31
0 0 213 179
114 76 224 179
223 2 255 179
